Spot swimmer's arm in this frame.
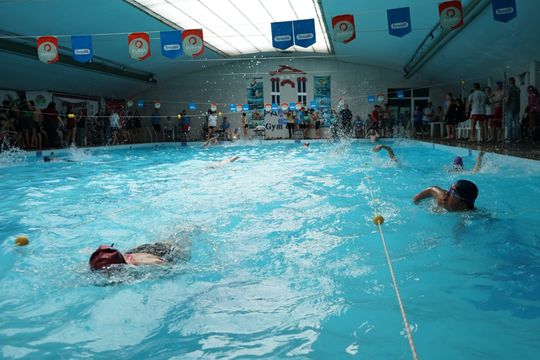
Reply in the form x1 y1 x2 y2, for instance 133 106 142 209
126 253 166 265
472 151 484 173
373 145 396 160
413 186 446 204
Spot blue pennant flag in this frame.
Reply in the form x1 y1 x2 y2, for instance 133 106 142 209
293 19 316 48
271 21 294 50
229 103 236 112
288 102 296 110
492 0 517 23
188 102 197 110
387 7 411 37
368 96 375 104
71 35 93 63
136 99 144 108
309 100 318 109
160 30 182 59
242 104 250 111
397 90 405 99
271 103 279 111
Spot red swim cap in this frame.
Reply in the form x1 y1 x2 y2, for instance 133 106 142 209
89 245 126 271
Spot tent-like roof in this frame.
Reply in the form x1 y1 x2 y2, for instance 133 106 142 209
0 0 537 97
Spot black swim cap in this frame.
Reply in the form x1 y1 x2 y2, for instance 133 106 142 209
453 180 479 209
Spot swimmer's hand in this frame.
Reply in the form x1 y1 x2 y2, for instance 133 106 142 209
372 145 382 152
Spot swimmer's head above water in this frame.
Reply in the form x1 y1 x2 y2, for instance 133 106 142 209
89 244 126 270
452 156 464 170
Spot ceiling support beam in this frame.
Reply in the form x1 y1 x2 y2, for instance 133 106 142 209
0 36 155 83
403 0 491 79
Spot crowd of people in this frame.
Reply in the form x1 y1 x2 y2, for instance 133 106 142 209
0 99 194 150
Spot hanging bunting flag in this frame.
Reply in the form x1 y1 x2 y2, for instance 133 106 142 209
136 99 145 108
293 19 316 48
37 36 59 64
271 21 294 50
264 103 272 112
439 1 464 30
230 104 237 112
236 104 243 112
332 15 356 44
492 0 517 23
280 103 289 111
127 99 134 108
128 32 151 61
387 7 411 37
310 100 318 110
272 103 279 111
188 102 197 110
368 95 375 103
242 104 250 111
71 35 93 63
160 30 182 59
210 103 217 112
397 90 405 99
182 29 204 58
288 102 296 110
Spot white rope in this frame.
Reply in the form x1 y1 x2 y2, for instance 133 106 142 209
365 176 419 360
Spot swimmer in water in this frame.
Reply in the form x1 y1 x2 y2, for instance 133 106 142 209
203 136 218 147
206 155 239 169
451 151 484 173
366 129 380 143
89 241 186 270
413 179 479 212
43 155 75 162
303 142 310 147
372 144 396 161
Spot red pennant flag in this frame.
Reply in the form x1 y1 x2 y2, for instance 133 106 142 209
332 15 356 44
37 36 59 64
182 29 204 58
439 1 464 30
128 32 151 61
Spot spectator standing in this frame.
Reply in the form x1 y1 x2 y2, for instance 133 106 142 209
444 95 459 140
381 104 392 137
413 105 423 138
221 116 231 140
241 112 248 138
526 85 540 140
422 102 434 131
151 108 161 139
109 109 120 145
466 83 486 142
491 81 504 142
504 77 521 142
76 108 87 147
312 110 321 139
340 104 353 135
207 111 218 139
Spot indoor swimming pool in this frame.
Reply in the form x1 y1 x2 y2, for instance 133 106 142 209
0 140 539 359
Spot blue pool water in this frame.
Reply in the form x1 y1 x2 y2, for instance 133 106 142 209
0 140 539 359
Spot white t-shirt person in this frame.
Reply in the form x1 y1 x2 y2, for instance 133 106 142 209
208 113 218 128
468 90 486 115
109 111 120 129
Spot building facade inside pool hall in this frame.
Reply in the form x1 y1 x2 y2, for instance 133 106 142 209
1 0 539 141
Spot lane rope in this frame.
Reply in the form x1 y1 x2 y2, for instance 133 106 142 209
365 176 419 360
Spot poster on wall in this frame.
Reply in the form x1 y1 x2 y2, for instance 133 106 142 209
314 76 331 113
247 78 264 111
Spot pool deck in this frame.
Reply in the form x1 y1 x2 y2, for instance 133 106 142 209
422 138 540 161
